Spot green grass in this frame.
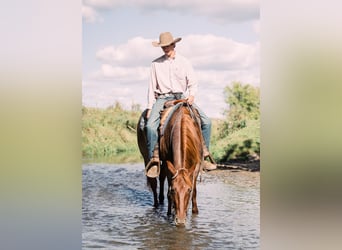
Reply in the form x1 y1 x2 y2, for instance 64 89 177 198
82 106 260 164
210 119 260 162
82 106 141 162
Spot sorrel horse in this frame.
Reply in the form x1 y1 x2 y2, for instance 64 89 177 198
137 100 203 226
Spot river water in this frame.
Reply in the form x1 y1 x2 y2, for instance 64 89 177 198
82 163 259 249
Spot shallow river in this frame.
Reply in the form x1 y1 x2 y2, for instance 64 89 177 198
82 163 259 249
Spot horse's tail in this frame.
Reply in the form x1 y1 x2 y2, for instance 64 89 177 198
137 109 149 165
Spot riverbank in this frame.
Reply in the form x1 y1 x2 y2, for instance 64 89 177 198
82 105 260 163
83 155 260 173
216 159 260 172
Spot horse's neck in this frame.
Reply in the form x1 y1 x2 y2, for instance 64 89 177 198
160 104 201 172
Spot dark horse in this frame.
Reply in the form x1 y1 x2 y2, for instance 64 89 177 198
137 100 203 226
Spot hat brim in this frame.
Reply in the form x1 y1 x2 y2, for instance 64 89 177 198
152 37 182 47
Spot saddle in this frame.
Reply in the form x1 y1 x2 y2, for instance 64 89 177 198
143 99 216 178
159 99 201 137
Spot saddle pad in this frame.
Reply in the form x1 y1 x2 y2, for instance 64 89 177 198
159 102 184 137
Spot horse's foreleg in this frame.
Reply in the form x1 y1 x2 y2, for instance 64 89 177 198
159 174 165 204
158 162 167 204
167 176 172 216
167 187 172 215
192 178 199 214
148 177 158 207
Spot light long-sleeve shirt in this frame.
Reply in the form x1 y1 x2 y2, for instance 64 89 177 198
147 52 198 109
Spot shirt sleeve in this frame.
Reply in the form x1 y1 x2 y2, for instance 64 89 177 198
147 63 156 109
185 59 198 97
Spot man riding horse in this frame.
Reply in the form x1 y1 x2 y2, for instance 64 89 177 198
144 32 216 178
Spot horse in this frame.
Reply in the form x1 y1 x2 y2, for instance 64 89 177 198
137 99 203 226
137 109 167 208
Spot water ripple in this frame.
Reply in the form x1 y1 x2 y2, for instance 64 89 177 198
83 163 259 249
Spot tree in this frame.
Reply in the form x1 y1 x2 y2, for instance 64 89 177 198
223 82 260 132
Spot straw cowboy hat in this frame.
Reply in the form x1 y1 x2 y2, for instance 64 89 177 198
152 32 182 47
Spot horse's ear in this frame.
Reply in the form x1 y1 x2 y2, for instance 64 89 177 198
166 161 177 176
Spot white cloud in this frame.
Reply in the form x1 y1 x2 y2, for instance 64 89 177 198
196 68 259 87
82 80 146 109
83 33 259 117
252 20 260 35
96 36 160 66
179 34 258 70
82 4 103 23
83 0 259 23
90 34 259 85
91 64 150 82
83 0 122 9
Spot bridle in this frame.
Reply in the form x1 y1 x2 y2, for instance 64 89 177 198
171 165 199 191
172 167 187 180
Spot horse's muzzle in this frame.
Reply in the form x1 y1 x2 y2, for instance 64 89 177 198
175 217 186 226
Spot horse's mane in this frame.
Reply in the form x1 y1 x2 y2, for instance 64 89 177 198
160 102 203 176
180 107 202 170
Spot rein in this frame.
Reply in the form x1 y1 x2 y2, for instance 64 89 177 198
185 103 202 132
171 164 200 211
185 102 196 121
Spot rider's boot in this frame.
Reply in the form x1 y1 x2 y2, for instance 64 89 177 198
145 144 160 178
202 142 217 171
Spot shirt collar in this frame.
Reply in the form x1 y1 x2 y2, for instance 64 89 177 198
164 51 177 60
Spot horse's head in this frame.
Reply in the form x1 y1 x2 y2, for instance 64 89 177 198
168 166 193 226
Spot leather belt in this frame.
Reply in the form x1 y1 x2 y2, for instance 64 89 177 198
156 92 183 99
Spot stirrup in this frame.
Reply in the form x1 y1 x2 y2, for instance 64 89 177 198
203 153 217 171
204 153 216 164
145 158 160 178
202 160 217 171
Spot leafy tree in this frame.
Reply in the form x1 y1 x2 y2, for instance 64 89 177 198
223 82 260 132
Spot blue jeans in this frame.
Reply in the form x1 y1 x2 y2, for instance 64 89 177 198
145 96 212 159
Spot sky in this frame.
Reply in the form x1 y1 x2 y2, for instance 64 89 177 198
82 0 260 118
